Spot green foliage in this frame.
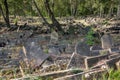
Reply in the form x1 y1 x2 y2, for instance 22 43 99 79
1 0 120 17
86 28 95 46
107 69 120 80
71 68 83 74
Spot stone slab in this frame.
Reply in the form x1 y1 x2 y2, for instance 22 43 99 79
101 34 113 49
106 56 120 68
85 54 109 69
67 53 85 69
24 41 50 68
75 41 90 56
109 47 120 53
90 45 102 51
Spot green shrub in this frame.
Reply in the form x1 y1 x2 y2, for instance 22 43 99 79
86 28 95 46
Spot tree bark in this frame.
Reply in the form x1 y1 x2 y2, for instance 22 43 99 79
32 0 51 28
4 0 10 27
0 4 6 22
117 1 120 19
0 0 10 27
73 0 78 17
44 0 64 33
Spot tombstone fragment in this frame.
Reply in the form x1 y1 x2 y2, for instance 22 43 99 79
85 54 109 69
101 34 113 49
75 41 90 56
109 47 120 53
24 41 49 68
50 30 58 44
67 53 85 69
90 45 102 51
65 44 74 54
48 47 60 55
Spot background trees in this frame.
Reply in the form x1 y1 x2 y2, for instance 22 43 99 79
0 0 120 29
0 0 119 17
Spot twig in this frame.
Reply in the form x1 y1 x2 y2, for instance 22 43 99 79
66 52 76 69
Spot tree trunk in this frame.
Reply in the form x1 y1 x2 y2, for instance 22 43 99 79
4 0 10 27
0 0 10 27
73 0 78 17
117 1 120 19
44 0 64 33
32 0 51 28
0 4 6 22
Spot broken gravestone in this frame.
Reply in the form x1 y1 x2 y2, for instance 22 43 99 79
50 30 59 44
101 34 113 49
75 40 90 56
90 45 102 51
90 45 103 56
48 47 60 55
24 41 49 68
65 44 75 54
66 53 85 69
48 44 66 54
109 47 120 53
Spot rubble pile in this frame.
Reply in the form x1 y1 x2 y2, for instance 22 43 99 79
0 31 120 80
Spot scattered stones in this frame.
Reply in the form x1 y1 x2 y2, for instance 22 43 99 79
0 31 33 46
0 31 33 39
0 46 23 68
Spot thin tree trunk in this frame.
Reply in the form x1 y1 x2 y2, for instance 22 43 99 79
32 0 51 28
0 0 10 27
73 0 78 17
0 4 6 22
4 0 10 27
44 0 64 33
117 1 120 19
